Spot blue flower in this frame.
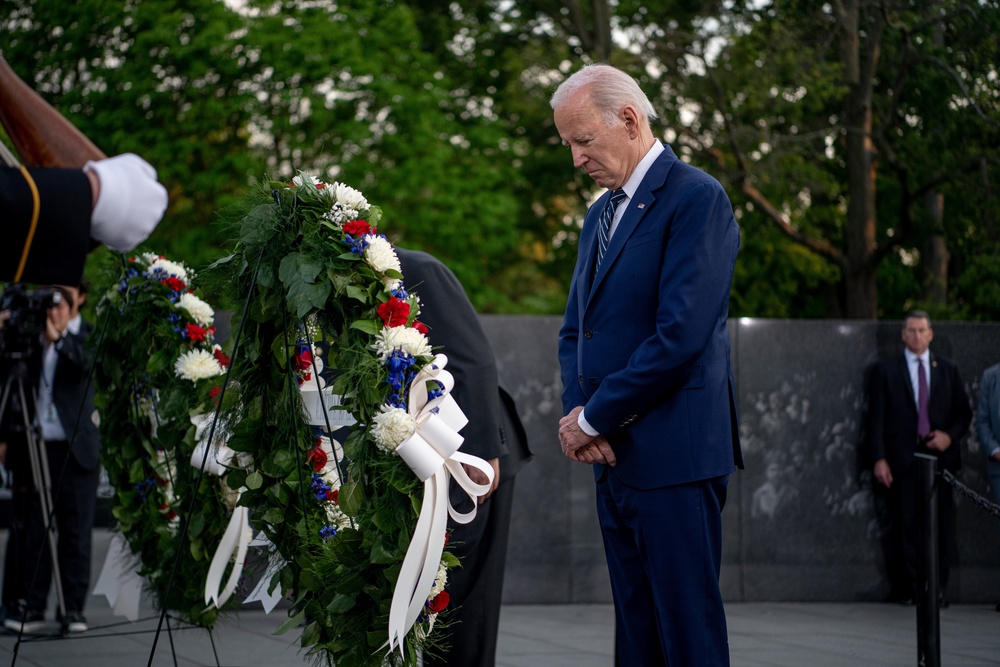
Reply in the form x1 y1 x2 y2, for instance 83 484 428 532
319 526 338 540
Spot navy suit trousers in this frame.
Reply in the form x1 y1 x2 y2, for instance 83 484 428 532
596 470 730 666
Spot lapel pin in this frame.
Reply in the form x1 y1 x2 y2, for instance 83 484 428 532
637 203 646 209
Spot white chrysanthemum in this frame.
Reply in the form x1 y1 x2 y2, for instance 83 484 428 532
149 257 190 283
174 349 224 383
372 325 432 361
363 235 401 274
371 405 415 453
177 292 214 327
428 561 449 599
140 252 161 265
331 181 369 211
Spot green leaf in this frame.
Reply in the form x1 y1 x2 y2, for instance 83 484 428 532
262 507 286 525
349 319 380 335
245 470 264 490
327 593 357 614
275 611 305 636
338 481 363 516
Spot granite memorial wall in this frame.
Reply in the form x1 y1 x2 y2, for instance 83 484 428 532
486 316 1000 604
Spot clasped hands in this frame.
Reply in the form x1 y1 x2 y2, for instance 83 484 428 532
558 406 616 466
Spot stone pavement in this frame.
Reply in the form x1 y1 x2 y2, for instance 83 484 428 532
2 599 998 666
1 527 998 666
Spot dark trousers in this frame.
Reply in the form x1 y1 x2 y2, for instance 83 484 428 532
597 471 730 667
880 465 954 597
7 437 99 614
423 475 516 667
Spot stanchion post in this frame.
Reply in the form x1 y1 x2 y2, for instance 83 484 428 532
915 452 940 667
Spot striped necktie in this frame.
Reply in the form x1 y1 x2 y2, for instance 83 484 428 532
596 188 627 270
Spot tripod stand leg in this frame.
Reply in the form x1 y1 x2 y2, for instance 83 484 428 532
15 381 68 622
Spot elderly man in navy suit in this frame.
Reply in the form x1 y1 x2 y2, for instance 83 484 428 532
869 311 971 606
552 64 742 666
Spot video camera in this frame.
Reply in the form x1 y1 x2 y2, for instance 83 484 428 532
0 283 62 361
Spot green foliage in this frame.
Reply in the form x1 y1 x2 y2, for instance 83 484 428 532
213 174 452 665
3 0 999 318
92 252 231 627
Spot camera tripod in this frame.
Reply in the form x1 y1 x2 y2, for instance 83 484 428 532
0 351 67 624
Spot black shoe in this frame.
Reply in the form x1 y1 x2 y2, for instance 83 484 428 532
994 602 1000 613
4 609 45 634
60 610 87 634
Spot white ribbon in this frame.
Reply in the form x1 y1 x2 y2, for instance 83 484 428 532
204 504 251 610
243 532 285 613
91 532 143 621
188 412 253 611
386 354 495 657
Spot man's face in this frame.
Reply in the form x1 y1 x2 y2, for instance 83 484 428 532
901 316 933 356
47 294 71 332
553 89 632 190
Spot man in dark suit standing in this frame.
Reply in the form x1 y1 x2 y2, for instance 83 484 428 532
395 247 531 667
552 64 742 665
2 283 101 634
869 311 971 605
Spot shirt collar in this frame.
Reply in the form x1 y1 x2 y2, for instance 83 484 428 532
621 140 664 200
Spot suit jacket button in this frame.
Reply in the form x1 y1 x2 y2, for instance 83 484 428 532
584 329 593 338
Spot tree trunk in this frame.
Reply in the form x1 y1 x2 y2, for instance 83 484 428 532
839 1 880 319
922 191 949 306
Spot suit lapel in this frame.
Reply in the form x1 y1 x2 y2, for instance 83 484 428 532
895 356 917 410
587 147 678 304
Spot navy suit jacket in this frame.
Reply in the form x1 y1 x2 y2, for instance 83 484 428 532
558 145 742 490
869 352 971 474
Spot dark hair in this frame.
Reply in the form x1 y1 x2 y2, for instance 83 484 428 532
903 310 931 327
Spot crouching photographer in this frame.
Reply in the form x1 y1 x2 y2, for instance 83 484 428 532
0 281 100 635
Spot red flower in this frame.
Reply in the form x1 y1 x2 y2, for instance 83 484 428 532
185 323 208 342
160 504 178 521
210 385 221 400
163 276 187 292
427 591 450 614
342 220 372 237
413 320 429 335
307 444 327 472
377 297 411 328
325 488 339 503
213 348 230 369
295 348 313 371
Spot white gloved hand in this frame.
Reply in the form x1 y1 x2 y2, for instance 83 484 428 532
84 153 168 251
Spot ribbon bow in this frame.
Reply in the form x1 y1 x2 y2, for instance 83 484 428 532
386 353 495 656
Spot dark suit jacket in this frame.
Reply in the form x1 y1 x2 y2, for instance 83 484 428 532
50 322 101 471
558 144 742 489
1 167 92 285
869 352 971 474
396 248 530 481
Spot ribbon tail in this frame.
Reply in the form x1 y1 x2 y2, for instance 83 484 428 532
402 471 450 632
205 504 250 609
387 477 434 658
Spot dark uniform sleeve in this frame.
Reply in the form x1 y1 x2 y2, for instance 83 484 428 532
1 166 93 285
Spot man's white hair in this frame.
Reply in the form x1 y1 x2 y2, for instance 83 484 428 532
550 64 658 128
